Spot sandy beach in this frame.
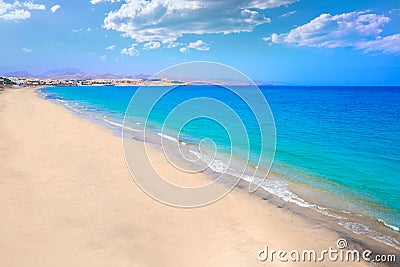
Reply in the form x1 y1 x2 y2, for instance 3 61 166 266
0 87 391 266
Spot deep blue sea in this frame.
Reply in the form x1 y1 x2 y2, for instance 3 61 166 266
40 85 400 249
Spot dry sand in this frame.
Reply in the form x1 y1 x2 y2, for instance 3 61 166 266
0 88 376 266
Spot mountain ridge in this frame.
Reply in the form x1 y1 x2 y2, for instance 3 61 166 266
4 68 135 80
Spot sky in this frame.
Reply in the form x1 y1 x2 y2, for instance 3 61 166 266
0 0 399 85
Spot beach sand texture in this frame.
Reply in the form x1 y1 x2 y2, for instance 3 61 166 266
0 88 374 266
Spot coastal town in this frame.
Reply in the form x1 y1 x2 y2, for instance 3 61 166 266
0 76 187 87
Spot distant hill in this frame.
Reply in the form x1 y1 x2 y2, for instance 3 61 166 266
5 71 35 77
45 72 125 80
135 73 151 79
3 68 264 84
40 68 83 78
3 68 130 80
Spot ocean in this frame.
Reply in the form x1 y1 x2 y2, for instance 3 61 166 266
39 85 400 249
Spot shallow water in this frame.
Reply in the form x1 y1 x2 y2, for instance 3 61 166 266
39 85 400 249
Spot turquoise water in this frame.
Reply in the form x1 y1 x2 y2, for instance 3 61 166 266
40 85 400 248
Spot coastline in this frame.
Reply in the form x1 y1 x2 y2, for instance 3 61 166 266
0 87 396 266
39 85 400 251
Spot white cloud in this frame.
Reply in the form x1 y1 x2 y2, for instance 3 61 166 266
264 11 400 54
143 41 161 50
50 4 60 13
99 55 107 61
166 42 179 49
356 34 400 54
22 2 45 10
179 40 210 52
90 0 120 4
22 47 32 53
269 11 390 47
102 0 292 44
121 44 139 56
279 10 296 18
106 44 116 50
188 40 210 51
72 28 82 33
0 0 13 14
0 0 45 21
246 0 298 9
0 8 30 20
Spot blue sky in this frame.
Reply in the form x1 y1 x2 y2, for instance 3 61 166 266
0 0 399 85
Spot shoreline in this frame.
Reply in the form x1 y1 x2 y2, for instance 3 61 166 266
38 86 400 252
0 87 397 266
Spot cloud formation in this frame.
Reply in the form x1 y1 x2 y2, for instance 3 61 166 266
356 34 400 54
22 47 32 53
106 44 116 50
279 10 296 18
50 4 60 13
179 40 210 53
102 0 295 44
22 1 44 10
188 40 210 51
121 44 139 56
0 8 29 20
264 11 400 54
143 41 161 50
0 0 45 20
90 0 120 4
246 0 298 9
